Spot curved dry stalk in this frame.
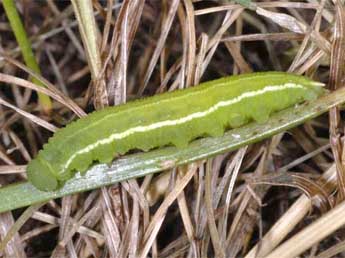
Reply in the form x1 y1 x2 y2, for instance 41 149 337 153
245 164 337 258
266 199 345 258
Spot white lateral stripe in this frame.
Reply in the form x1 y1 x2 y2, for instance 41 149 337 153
62 83 304 172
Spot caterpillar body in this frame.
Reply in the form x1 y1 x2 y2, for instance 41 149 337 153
27 72 325 191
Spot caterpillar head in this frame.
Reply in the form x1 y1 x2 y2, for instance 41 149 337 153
27 157 58 191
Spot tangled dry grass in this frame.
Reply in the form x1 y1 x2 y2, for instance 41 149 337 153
0 0 345 257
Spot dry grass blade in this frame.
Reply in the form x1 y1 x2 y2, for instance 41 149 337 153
71 0 108 108
0 96 57 132
46 0 86 60
176 179 196 253
266 200 345 258
194 2 319 16
182 0 196 87
315 239 345 258
222 32 305 42
139 0 180 94
248 172 331 211
30 211 104 240
256 7 306 33
329 0 345 201
0 54 85 116
139 163 198 258
205 159 225 258
245 164 337 258
0 203 44 253
0 211 26 258
0 165 26 175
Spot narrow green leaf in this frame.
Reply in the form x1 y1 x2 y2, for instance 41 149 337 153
233 0 257 10
2 0 52 113
0 88 344 213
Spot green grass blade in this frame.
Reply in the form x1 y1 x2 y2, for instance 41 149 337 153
2 0 52 113
233 0 256 10
0 88 344 213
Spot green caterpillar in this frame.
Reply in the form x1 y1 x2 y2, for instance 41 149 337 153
27 72 325 191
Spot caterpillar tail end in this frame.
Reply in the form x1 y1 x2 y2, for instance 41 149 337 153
27 158 58 192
